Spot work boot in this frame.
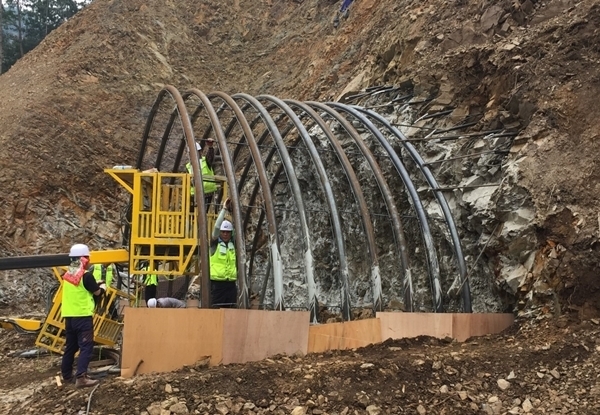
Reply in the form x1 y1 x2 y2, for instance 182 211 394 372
76 375 99 388
62 376 76 385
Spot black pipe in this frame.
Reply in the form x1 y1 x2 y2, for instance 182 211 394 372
0 254 71 270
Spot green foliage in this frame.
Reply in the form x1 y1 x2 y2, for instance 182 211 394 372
1 0 91 73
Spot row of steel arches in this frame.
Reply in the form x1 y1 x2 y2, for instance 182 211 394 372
135 85 472 321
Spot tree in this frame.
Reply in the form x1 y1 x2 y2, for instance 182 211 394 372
1 0 91 73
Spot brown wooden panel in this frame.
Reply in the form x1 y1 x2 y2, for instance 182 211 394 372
121 308 224 377
452 313 514 342
221 309 310 365
307 319 382 353
377 312 453 340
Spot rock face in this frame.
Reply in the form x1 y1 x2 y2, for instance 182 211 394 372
2 0 600 317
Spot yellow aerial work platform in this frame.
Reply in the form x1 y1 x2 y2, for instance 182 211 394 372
2 168 228 355
105 168 227 295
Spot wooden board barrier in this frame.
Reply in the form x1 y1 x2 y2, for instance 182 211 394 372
307 319 382 353
377 312 514 342
451 313 515 342
121 308 309 377
121 308 223 377
222 309 310 364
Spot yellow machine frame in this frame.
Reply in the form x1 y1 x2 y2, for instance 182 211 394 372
105 168 227 302
3 168 228 355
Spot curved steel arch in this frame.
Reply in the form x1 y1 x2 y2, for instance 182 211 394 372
355 107 473 312
306 101 415 311
243 123 297 311
135 85 474 316
285 99 383 313
259 95 352 321
328 102 444 313
135 86 212 300
207 91 284 311
183 89 248 309
233 93 320 322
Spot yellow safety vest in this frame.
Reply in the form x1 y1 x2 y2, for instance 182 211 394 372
62 276 95 317
144 273 157 286
186 158 217 195
92 264 114 287
210 240 237 281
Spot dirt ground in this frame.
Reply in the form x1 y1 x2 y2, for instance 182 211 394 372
2 313 600 414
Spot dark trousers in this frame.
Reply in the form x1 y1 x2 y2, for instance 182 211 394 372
211 280 237 308
145 284 157 302
61 316 94 379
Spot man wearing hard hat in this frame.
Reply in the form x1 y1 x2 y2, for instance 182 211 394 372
186 139 217 211
209 198 237 307
60 244 107 388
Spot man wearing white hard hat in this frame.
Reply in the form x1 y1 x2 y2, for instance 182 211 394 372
60 244 107 388
185 139 217 212
210 198 237 308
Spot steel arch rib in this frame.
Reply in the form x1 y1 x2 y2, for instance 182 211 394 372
184 89 248 309
328 102 444 313
233 93 319 322
355 107 472 312
243 122 295 310
286 99 383 313
307 101 415 311
260 95 353 321
208 91 284 311
136 87 211 303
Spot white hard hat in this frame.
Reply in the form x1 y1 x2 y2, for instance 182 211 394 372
69 244 90 257
220 220 233 231
147 298 157 308
195 142 202 151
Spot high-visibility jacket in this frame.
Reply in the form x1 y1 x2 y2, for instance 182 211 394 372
186 158 217 196
92 264 114 287
62 276 95 317
140 265 157 286
210 240 237 281
145 273 158 286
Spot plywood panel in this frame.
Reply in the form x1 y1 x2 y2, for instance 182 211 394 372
307 319 382 353
221 310 309 365
377 312 453 340
452 313 514 342
121 308 224 377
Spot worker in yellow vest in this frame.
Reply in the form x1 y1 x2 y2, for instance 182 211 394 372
186 139 217 212
61 244 106 388
91 263 115 288
141 263 158 303
210 198 237 308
